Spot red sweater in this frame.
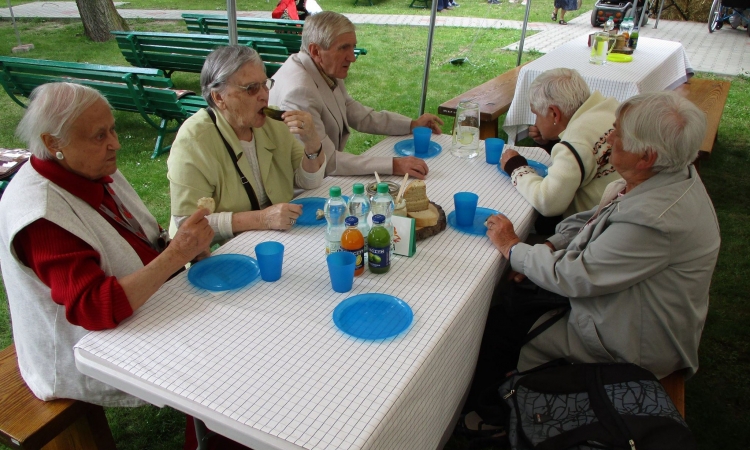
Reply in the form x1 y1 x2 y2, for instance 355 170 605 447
13 157 160 331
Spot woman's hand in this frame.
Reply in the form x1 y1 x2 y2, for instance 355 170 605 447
283 110 321 153
485 214 520 259
169 209 214 262
260 203 303 230
500 148 520 171
528 125 549 146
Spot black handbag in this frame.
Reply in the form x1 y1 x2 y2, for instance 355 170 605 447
499 277 570 318
500 361 697 450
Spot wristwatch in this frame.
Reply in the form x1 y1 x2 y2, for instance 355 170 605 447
305 144 323 160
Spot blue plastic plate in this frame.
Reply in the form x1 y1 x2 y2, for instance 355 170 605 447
333 293 413 340
394 139 442 158
290 196 348 226
188 254 260 291
498 159 548 178
447 207 500 236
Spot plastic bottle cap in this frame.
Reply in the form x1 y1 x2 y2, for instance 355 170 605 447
353 183 364 195
345 216 358 226
376 183 389 194
372 214 385 224
330 186 341 197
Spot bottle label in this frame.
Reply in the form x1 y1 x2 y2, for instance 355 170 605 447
326 241 342 255
346 246 365 272
368 245 390 270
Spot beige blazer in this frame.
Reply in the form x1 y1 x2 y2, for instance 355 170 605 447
269 52 412 177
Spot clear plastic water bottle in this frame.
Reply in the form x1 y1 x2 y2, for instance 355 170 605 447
370 182 394 244
604 16 615 33
347 183 371 251
620 17 633 37
324 186 347 255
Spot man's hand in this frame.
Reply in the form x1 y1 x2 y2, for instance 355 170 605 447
393 156 429 179
260 203 303 230
528 125 549 146
500 148 520 172
170 209 214 262
485 214 520 259
411 114 444 134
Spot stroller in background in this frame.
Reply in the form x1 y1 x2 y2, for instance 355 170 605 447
591 0 653 27
708 0 750 34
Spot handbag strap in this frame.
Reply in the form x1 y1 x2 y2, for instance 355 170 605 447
559 141 585 187
521 306 570 346
206 108 261 211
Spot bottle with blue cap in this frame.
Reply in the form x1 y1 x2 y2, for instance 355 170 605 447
324 186 347 254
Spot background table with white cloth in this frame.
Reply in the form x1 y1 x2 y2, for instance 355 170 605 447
503 35 694 145
75 136 551 450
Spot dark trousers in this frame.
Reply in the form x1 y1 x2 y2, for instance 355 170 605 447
464 306 545 415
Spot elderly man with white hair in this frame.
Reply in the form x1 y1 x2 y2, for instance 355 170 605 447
465 91 721 417
501 68 622 234
269 11 443 179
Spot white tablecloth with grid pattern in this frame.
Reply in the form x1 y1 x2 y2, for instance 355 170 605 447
503 35 693 145
75 135 551 450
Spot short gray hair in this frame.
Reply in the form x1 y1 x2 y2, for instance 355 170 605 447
616 91 707 173
529 68 591 118
16 82 108 160
201 45 265 108
301 11 355 53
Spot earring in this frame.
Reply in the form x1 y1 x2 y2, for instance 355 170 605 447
55 151 64 160
553 122 557 126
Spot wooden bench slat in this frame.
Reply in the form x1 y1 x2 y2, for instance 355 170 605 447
438 63 527 140
673 78 730 159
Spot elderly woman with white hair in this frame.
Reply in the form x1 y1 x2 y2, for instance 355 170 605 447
501 68 622 234
168 45 326 243
467 92 721 418
0 82 214 405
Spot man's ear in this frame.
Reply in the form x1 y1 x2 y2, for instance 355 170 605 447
637 149 658 170
308 43 322 62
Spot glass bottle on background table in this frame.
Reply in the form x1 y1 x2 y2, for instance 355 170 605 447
324 186 347 255
368 214 391 274
341 216 365 276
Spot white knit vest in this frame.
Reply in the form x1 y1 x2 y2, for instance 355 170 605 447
0 163 158 406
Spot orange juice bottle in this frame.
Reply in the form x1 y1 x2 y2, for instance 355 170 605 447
341 216 365 276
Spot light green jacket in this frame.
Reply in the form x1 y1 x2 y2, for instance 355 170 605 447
168 109 313 235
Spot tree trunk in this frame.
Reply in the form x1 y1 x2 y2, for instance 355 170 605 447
75 0 129 42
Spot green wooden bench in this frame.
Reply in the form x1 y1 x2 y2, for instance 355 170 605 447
0 56 208 159
182 13 367 58
110 31 289 78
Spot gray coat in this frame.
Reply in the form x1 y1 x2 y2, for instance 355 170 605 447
269 52 412 177
511 166 720 379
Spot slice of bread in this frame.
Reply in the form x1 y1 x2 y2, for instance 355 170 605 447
408 203 439 227
404 180 429 212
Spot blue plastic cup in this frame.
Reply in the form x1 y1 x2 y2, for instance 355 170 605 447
454 192 479 227
255 241 284 282
327 252 356 293
485 138 505 164
413 126 432 156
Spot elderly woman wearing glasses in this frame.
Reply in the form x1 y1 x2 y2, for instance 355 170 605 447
168 45 326 242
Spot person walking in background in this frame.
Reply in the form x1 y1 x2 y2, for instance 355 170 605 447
552 0 581 24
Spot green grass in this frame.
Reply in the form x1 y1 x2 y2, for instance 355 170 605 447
1 11 749 450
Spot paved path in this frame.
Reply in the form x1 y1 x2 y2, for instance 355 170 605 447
1 1 748 76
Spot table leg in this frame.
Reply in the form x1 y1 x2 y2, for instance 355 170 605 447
194 417 216 450
479 119 499 140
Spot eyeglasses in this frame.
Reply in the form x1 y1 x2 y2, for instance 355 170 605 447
228 78 275 95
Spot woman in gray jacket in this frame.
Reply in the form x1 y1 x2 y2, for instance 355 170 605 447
470 91 720 412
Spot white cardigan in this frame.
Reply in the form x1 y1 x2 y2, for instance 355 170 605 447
0 164 153 406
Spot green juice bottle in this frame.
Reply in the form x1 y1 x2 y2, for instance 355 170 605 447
367 214 391 274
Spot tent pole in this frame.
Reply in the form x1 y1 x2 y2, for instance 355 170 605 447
419 1 439 116
517 0 532 66
227 0 238 45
